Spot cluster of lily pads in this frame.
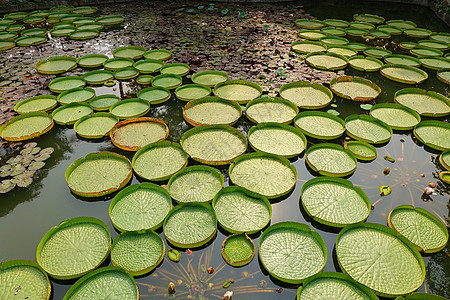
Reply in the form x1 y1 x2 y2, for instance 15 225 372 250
0 5 124 50
0 9 449 300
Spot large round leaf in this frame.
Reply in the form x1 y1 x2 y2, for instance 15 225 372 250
440 149 450 170
36 217 111 280
52 103 93 125
354 13 384 24
301 177 371 227
259 222 327 284
294 111 345 140
384 54 421 67
437 69 450 85
77 54 108 68
191 70 228 87
394 88 450 117
48 76 86 93
14 95 58 114
83 70 114 85
96 14 125 25
245 97 298 124
163 203 217 248
295 18 325 29
36 56 77 74
380 64 428 84
89 95 120 111
291 41 327 54
133 59 164 74
160 63 190 76
413 120 450 151
213 80 262 104
221 233 255 267
137 86 171 104
57 87 95 105
348 55 383 71
0 112 53 141
112 46 146 60
73 113 118 139
419 57 450 70
182 96 242 126
151 74 182 89
109 98 150 119
336 223 425 297
369 103 421 130
363 47 392 58
279 81 333 109
344 141 377 161
305 52 348 70
345 114 393 144
143 49 171 60
175 84 211 101
103 57 134 71
330 76 381 102
306 143 357 177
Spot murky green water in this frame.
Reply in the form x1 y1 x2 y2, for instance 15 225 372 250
0 1 449 299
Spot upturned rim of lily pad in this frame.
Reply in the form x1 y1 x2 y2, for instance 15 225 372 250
439 171 450 184
0 112 54 141
182 96 242 126
0 39 15 50
245 96 298 124
175 84 212 101
418 56 450 70
437 69 450 85
103 57 134 71
345 114 393 144
344 140 377 161
114 67 139 80
109 98 150 119
143 49 172 61
95 14 125 25
439 149 450 170
51 102 93 125
57 87 96 105
294 110 345 140
151 73 183 89
221 233 255 267
112 46 146 60
291 40 327 54
279 81 333 109
160 63 190 76
348 55 383 71
418 39 449 51
381 64 428 84
36 56 77 75
191 70 229 87
73 112 119 139
294 18 325 29
68 29 99 40
329 76 381 102
48 76 86 93
133 59 164 74
410 46 444 57
306 143 357 177
384 54 421 67
394 88 450 117
403 28 432 38
136 75 154 85
413 120 450 151
137 86 171 104
77 54 109 68
213 80 263 104
369 103 421 130
14 95 58 114
305 51 349 70
82 69 114 84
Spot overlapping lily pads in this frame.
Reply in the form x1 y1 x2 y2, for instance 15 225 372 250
279 81 333 109
330 76 381 102
245 97 298 124
214 80 262 104
52 103 93 125
306 143 357 177
74 113 118 138
221 233 255 267
369 103 420 130
305 52 348 70
0 112 53 141
182 96 242 126
294 111 345 140
413 120 450 151
110 98 150 119
394 88 450 117
14 95 58 114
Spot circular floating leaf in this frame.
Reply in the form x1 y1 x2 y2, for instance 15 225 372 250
110 98 150 119
327 46 357 57
319 36 349 46
133 59 164 74
83 70 114 85
137 86 171 104
163 202 217 248
229 152 297 198
36 217 111 279
103 57 134 71
439 171 450 184
132 141 188 181
136 75 154 85
112 46 146 60
168 165 224 203
348 56 383 71
363 47 392 58
344 141 377 161
151 73 183 89
143 49 172 61
259 222 326 284
394 88 450 117
111 230 165 276
386 19 417 29
321 27 347 36
16 34 47 46
294 111 345 140
65 151 132 197
57 87 95 105
248 122 306 157
346 27 370 37
114 67 139 80
245 97 298 124
369 103 420 130
0 259 50 299
109 182 172 232
384 54 421 67
175 84 211 101
279 81 333 109
399 42 418 50
221 233 255 267
212 186 271 234
0 39 15 50
295 19 325 29
306 143 357 177
440 149 450 170
180 125 247 165
14 95 58 114
0 112 53 141
36 56 77 75
410 46 443 57
48 76 86 93
336 223 425 297
298 30 328 40
160 63 190 76
347 42 368 52
414 120 450 151
345 114 392 144
110 117 169 151
89 95 120 111
214 80 262 104
354 13 384 24
378 25 403 35
437 69 450 85
0 179 16 193
182 96 242 126
305 52 348 70
418 39 449 51
330 76 381 102
191 70 228 87
419 56 450 70
297 272 378 300
0 31 17 40
323 19 349 28
50 26 76 36
291 41 327 54
388 205 448 253
72 6 98 15
63 266 138 300
52 103 93 125
301 177 371 227
369 29 391 39
430 32 450 43
404 28 432 38
74 113 118 138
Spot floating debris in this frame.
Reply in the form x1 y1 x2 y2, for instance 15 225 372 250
207 267 214 274
383 167 390 175
223 291 233 300
222 279 234 288
168 282 176 294
384 156 395 163
379 185 392 196
167 248 180 262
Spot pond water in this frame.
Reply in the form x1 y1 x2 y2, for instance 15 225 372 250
0 1 449 299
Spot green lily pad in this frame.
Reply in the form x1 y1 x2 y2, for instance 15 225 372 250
72 6 98 15
36 217 111 279
388 205 448 253
399 41 418 50
0 39 15 50
349 55 384 71
305 52 348 70
180 125 247 165
137 86 171 104
259 222 326 284
363 47 392 58
321 27 347 36
369 29 391 39
394 88 450 117
336 223 425 297
136 75 154 85
298 30 328 40
323 19 349 28
396 293 448 300
350 21 375 30
63 266 138 300
0 31 17 40
291 41 327 54
95 14 124 25
384 54 421 67
103 57 134 71
345 114 392 144
221 233 255 267
328 46 357 57
319 36 349 46
245 97 298 124
133 59 164 74
345 27 370 37
109 182 172 232
57 87 96 105
175 84 211 101
380 64 428 84
110 98 150 119
214 80 262 104
110 117 168 151
191 70 228 87
0 112 53 142
386 19 417 29
50 26 76 36
419 56 450 70
294 111 345 140
248 122 306 157
168 165 224 203
68 29 99 40
369 103 421 130
36 56 77 75
306 143 357 177
77 54 108 68
229 152 297 198
151 73 183 89
295 18 325 29
439 149 450 170
430 32 450 43
163 202 217 248
111 230 165 276
377 25 403 35
15 34 47 46
83 70 114 85
114 67 139 80
132 141 188 181
14 95 58 114
437 69 450 85
182 96 241 126
112 46 146 60
418 39 449 51
354 13 384 24
439 171 450 184
330 76 381 102
89 95 120 111
74 113 118 138
160 63 190 76
48 76 86 93
410 46 443 57
0 260 51 299
414 120 450 151
279 81 333 109
344 141 377 161
52 103 93 125
212 186 271 234
404 28 432 38
301 177 371 227
143 49 172 61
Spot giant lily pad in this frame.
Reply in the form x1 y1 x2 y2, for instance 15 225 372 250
399 42 418 50
83 70 114 85
245 97 298 124
111 230 165 276
68 29 98 40
248 122 306 157
380 64 428 84
369 103 421 130
48 76 86 93
96 14 124 25
440 149 450 170
418 39 449 51
0 39 15 51
132 141 188 181
298 30 328 40
212 186 271 234
279 81 333 109
74 113 118 138
386 19 417 29
321 27 346 37
72 6 98 15
77 54 108 68
410 46 443 57
89 95 120 111
419 56 450 70
0 260 51 299
52 103 93 125
114 67 139 80
388 205 448 253
345 27 370 37
103 57 134 71
413 120 450 151
350 22 375 30
229 152 297 198
57 87 95 105
16 35 47 46
65 151 132 197
221 233 255 267
63 266 138 300
323 18 349 28
151 73 183 89
36 56 77 74
36 217 111 279
348 56 383 71
295 19 325 29
305 52 348 70
330 76 381 102
191 70 228 87
180 125 247 165
143 49 172 61
168 165 224 203
160 63 190 76
404 28 432 38
437 69 450 85
137 86 171 104
133 59 164 74
182 96 242 126
363 47 392 58
175 84 211 101
301 177 371 227
345 114 392 144
384 54 421 67
294 111 345 140
109 182 172 232
109 98 150 119
214 80 262 104
112 46 146 60
344 141 377 161
395 88 450 117
319 36 349 46
291 41 327 54
0 112 53 141
14 95 58 114
0 31 17 40
163 203 217 248
110 117 168 151
354 13 384 24
336 223 425 297
136 75 153 85
259 222 326 284
50 26 76 36
306 143 357 177
378 25 403 35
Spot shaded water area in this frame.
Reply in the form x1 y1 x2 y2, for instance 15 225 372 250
0 0 449 299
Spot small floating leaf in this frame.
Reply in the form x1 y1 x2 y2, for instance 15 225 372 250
379 185 392 196
168 248 180 262
222 279 234 288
